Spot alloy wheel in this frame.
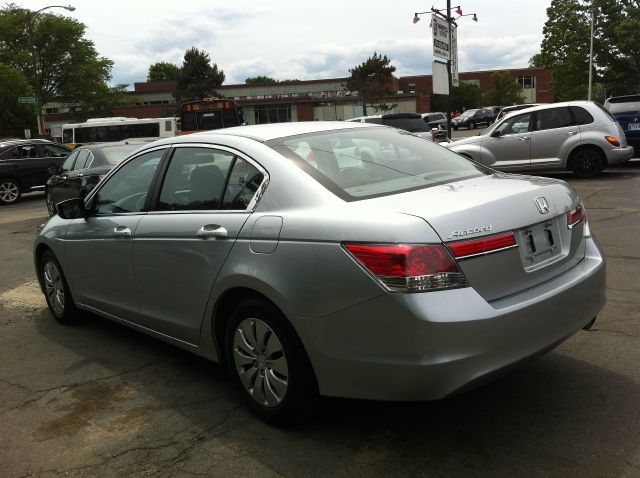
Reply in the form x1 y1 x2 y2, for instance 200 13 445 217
43 260 65 316
0 180 20 204
232 317 289 407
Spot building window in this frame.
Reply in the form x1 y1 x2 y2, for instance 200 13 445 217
517 76 535 89
254 105 292 124
408 83 416 93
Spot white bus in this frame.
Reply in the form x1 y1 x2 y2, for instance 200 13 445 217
61 117 178 148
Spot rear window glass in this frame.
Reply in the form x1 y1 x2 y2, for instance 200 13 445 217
570 106 594 125
606 99 640 115
101 144 146 165
267 127 490 201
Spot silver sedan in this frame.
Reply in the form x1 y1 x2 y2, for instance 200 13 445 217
34 122 606 425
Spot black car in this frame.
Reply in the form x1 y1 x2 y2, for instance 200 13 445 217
0 139 70 205
45 140 151 216
451 108 494 130
421 112 448 130
604 95 640 156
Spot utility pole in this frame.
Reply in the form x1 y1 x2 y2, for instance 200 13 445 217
588 1 594 101
446 0 452 137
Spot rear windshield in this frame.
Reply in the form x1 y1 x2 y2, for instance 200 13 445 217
101 144 144 165
605 98 640 115
267 127 490 201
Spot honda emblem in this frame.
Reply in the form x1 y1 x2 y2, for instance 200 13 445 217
534 196 550 214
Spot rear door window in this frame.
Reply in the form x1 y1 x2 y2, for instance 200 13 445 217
570 106 594 125
535 107 573 131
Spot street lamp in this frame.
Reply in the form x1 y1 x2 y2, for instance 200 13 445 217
413 3 477 137
26 5 76 136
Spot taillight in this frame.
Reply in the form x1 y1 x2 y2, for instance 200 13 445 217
605 136 620 147
448 232 517 259
344 243 467 292
567 205 584 229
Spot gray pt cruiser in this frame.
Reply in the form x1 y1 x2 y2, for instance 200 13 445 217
34 122 606 425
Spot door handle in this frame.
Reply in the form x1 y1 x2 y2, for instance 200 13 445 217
567 131 577 135
196 224 228 239
113 225 132 238
517 136 530 141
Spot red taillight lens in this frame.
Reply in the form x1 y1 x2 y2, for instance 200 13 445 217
448 232 517 259
605 136 620 147
567 205 584 229
344 244 467 292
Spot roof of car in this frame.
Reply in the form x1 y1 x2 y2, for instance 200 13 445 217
173 121 380 143
0 138 54 148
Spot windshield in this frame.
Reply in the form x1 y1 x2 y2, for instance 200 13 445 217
461 109 478 117
268 127 490 201
101 144 144 165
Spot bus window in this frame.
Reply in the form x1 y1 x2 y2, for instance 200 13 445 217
182 112 197 132
222 109 238 127
62 128 74 144
197 111 223 130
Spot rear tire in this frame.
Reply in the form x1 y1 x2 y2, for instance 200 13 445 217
225 298 318 427
570 148 606 179
0 178 21 205
40 250 81 324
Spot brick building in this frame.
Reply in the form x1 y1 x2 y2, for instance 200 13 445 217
42 67 553 137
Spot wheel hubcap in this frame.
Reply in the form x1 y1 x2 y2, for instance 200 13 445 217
233 318 289 407
43 261 65 316
0 181 19 202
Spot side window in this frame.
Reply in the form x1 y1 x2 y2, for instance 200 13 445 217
221 158 265 210
570 106 594 125
535 107 573 131
92 149 164 215
42 144 69 157
61 151 80 172
74 150 91 170
157 147 235 211
9 145 39 159
497 112 532 135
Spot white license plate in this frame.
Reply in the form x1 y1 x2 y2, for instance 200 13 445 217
629 123 640 130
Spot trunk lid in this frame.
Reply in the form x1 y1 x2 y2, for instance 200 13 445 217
363 174 586 301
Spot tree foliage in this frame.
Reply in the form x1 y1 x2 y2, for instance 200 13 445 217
0 63 35 137
483 71 525 106
175 47 225 101
245 75 278 84
347 52 396 115
0 4 113 106
431 82 481 113
531 0 640 101
147 62 179 82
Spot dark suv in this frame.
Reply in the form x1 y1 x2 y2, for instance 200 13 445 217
451 108 493 130
0 139 70 205
604 95 640 157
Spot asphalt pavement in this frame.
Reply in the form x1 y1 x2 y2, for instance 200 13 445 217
1 164 639 477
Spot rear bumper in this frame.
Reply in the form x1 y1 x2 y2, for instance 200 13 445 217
606 145 634 165
292 236 606 401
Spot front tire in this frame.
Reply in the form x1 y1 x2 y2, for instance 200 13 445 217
40 250 80 324
45 189 56 216
225 298 318 426
469 121 476 130
571 148 606 179
0 178 21 205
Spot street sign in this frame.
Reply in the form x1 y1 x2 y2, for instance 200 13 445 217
451 23 459 86
431 14 450 61
18 96 39 104
432 61 449 95
24 129 31 139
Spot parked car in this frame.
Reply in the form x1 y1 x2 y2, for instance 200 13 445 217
496 103 540 122
446 101 633 178
604 95 640 157
35 122 605 425
451 108 493 130
420 112 447 130
45 140 154 216
347 113 450 143
0 139 70 205
485 106 502 122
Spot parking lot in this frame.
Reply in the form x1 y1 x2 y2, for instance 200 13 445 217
1 161 639 477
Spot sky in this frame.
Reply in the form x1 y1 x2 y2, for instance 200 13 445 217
23 0 552 87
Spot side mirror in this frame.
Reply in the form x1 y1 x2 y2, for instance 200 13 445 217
47 165 59 176
490 129 502 138
56 198 86 219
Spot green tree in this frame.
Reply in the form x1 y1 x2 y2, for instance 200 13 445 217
431 82 481 113
531 0 640 101
175 47 225 101
347 52 396 115
147 62 179 82
483 71 525 106
245 75 277 84
0 63 36 137
0 4 113 106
